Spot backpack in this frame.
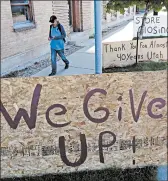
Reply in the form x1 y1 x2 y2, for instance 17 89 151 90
49 24 66 43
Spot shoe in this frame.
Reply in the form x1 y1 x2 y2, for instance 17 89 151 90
49 72 56 76
65 63 69 69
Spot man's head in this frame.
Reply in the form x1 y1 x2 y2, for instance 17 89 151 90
49 15 58 26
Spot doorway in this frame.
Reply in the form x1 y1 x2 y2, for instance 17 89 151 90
68 0 73 32
68 0 82 32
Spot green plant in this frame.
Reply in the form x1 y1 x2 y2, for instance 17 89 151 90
132 35 168 40
103 62 168 73
89 34 95 39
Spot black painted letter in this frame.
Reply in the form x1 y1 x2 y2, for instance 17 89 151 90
129 89 147 122
59 134 87 167
83 88 110 123
46 104 71 128
0 84 42 130
147 98 166 119
99 131 116 163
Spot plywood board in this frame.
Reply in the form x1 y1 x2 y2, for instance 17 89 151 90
103 38 167 68
1 71 167 178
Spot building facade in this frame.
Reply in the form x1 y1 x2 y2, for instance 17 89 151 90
1 0 95 75
1 0 135 75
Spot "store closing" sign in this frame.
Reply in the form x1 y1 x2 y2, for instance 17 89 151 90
133 15 167 37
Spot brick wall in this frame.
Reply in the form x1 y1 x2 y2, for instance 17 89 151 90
1 1 53 60
1 0 95 73
52 1 70 35
1 0 94 61
81 1 94 31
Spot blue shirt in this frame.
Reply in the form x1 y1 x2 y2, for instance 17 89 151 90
50 25 65 50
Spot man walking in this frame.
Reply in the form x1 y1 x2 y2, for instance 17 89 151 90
48 15 69 76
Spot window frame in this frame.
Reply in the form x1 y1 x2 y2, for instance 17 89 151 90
10 0 36 32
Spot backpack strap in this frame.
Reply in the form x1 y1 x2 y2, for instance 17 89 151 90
49 25 52 38
57 24 62 34
58 23 66 43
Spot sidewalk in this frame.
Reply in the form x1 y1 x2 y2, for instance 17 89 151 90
33 21 134 77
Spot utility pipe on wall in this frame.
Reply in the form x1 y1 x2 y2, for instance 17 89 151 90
94 0 102 74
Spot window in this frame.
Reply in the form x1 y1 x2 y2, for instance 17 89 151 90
10 0 35 31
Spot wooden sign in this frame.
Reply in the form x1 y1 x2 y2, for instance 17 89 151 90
1 71 167 178
103 38 167 68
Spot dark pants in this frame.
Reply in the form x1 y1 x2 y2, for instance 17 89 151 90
51 48 69 73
